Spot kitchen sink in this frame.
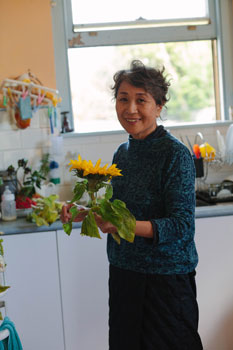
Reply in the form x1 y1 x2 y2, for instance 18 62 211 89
196 190 233 207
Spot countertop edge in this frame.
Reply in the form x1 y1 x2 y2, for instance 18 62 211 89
0 220 82 236
0 205 232 235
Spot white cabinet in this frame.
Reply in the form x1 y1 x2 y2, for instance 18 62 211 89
3 214 232 350
57 228 109 350
195 216 233 350
2 231 64 350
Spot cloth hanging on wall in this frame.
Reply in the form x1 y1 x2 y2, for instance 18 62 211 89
0 317 23 350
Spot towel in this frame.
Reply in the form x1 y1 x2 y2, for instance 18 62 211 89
0 317 23 350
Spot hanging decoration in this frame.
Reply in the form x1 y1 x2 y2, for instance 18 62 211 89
0 71 61 131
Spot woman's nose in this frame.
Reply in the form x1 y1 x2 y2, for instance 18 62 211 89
126 101 138 114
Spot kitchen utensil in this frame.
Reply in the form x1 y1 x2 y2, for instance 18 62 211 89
216 129 226 159
199 142 216 161
193 144 201 158
185 136 196 157
225 124 233 164
193 156 204 178
208 184 221 197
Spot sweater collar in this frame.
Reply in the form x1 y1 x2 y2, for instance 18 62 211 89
128 125 167 142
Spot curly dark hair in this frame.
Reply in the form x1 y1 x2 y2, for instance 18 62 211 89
112 60 170 106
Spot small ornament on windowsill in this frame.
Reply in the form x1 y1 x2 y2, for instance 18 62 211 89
61 111 73 133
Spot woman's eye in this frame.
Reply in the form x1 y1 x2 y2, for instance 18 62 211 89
119 97 128 102
138 98 145 103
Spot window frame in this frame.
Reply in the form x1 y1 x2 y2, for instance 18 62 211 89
51 0 233 133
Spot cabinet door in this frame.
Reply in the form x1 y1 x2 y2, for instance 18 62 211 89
195 216 233 350
3 231 64 350
57 228 109 350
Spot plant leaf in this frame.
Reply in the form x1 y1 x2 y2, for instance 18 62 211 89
71 182 87 203
0 285 10 293
31 212 49 227
111 199 135 243
98 199 135 243
104 184 113 200
98 199 121 228
63 222 72 236
69 206 79 221
81 211 101 239
111 232 121 244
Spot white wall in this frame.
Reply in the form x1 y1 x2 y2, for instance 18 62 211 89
0 107 233 201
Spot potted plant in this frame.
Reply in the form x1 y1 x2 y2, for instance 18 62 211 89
6 154 50 210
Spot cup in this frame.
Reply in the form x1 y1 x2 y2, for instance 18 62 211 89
193 157 204 178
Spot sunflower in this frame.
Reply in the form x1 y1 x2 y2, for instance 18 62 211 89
63 155 135 244
68 155 122 179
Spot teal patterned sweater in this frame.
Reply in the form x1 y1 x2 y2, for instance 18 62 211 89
107 126 198 275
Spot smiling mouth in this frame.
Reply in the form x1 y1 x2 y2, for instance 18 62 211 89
125 118 141 122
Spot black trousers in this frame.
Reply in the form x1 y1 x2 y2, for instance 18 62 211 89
109 264 203 350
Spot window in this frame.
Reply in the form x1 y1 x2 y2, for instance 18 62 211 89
71 0 208 29
55 0 232 133
68 41 216 132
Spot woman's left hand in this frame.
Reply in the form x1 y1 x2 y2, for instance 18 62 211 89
93 213 117 234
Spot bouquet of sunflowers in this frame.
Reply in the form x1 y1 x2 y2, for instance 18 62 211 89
63 155 135 244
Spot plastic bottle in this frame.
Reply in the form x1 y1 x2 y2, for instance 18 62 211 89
49 135 63 187
1 186 17 221
49 160 60 184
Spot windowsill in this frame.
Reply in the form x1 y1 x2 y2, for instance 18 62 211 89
62 120 233 138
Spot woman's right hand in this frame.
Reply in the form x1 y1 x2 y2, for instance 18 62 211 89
60 203 88 223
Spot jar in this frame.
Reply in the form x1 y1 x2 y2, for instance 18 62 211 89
1 186 17 221
0 170 17 200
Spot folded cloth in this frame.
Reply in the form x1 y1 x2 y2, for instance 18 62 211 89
0 317 23 350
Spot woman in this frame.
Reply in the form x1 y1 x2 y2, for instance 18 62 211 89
61 60 203 350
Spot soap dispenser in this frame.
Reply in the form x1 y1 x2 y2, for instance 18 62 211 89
1 186 17 221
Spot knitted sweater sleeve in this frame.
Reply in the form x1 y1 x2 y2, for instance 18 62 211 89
152 146 196 245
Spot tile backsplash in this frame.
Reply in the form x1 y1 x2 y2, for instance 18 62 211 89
0 107 233 201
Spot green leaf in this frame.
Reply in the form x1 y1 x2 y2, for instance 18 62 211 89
98 198 135 243
104 184 113 200
0 239 4 256
111 200 136 243
71 182 87 203
46 210 59 224
111 232 121 245
81 211 101 239
63 222 73 236
31 212 49 227
0 285 10 293
98 199 121 228
28 195 62 227
55 201 63 211
69 206 79 221
43 194 58 207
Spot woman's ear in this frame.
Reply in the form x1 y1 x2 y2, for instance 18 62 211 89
155 105 163 117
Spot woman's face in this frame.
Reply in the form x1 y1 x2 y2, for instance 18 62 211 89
116 81 162 140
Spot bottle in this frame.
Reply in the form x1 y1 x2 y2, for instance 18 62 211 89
1 186 17 221
49 135 63 186
49 160 60 185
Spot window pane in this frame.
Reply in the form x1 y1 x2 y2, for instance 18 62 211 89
71 0 207 24
68 41 216 133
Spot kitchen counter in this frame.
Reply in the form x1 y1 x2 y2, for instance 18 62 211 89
0 204 233 235
0 217 81 235
195 203 233 218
